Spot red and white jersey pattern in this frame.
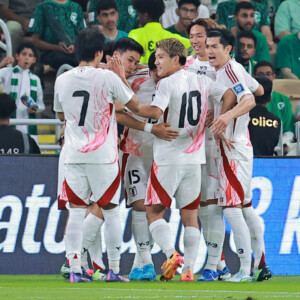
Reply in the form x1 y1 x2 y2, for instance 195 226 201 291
216 60 258 160
120 69 156 159
184 54 217 80
54 66 134 164
152 69 226 165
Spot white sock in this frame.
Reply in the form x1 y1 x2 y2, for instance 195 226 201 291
89 227 106 270
149 219 174 259
242 206 266 270
182 226 200 274
205 205 225 272
65 208 86 274
198 206 209 242
132 210 153 266
81 213 104 261
131 252 144 270
102 207 122 274
224 208 252 275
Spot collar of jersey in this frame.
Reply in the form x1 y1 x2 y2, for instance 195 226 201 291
144 22 163 29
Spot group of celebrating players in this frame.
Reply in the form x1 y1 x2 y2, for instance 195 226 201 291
54 17 272 283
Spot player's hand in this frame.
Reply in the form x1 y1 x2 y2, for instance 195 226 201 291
58 42 69 54
0 56 14 68
214 132 235 151
205 109 214 127
108 54 126 80
152 123 179 141
27 106 38 113
210 112 232 134
97 62 110 69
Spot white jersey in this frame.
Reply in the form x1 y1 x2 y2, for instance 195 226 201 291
184 55 218 146
54 66 134 164
184 55 217 80
152 69 226 165
216 60 259 160
120 69 156 159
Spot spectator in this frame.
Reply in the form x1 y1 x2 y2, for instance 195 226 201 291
0 93 40 154
95 0 128 41
28 0 86 70
88 0 138 33
161 0 209 29
254 60 295 135
274 0 300 40
238 30 257 76
275 31 300 79
216 0 274 50
0 0 42 54
248 77 281 156
0 42 44 136
165 0 201 38
231 2 271 63
128 0 191 63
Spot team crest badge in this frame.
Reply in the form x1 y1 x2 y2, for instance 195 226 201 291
129 187 137 197
233 83 245 95
70 12 78 25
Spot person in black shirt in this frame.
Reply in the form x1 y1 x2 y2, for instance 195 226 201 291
248 77 281 156
0 93 40 154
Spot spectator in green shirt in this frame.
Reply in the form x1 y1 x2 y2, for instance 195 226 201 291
238 30 257 76
254 61 295 134
231 2 271 63
28 0 86 70
166 0 200 38
95 0 128 41
216 0 274 51
275 32 300 79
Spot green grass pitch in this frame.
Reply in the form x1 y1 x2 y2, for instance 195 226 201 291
1 275 300 299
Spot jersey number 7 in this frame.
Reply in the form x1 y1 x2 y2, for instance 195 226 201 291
73 90 90 126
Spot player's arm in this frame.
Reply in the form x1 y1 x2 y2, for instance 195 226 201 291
116 111 178 141
57 112 65 121
254 84 264 96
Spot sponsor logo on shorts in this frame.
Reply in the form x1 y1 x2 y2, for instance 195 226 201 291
233 83 245 95
207 242 218 248
129 186 137 197
237 248 244 254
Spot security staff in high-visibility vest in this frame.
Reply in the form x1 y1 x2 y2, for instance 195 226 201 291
248 77 281 156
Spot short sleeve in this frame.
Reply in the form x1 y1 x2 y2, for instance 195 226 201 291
28 4 44 35
274 1 290 37
151 78 171 112
244 72 259 94
274 36 291 70
208 80 228 103
216 3 227 26
53 78 63 112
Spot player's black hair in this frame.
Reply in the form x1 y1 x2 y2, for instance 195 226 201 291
101 41 117 63
239 30 257 47
254 77 272 105
234 1 255 15
207 28 234 49
16 41 38 58
178 0 200 8
0 93 17 119
114 37 144 56
187 18 218 35
96 0 118 14
75 28 106 62
133 0 165 21
254 60 275 75
148 51 156 71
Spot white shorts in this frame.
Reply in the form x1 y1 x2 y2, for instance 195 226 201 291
63 162 121 207
146 163 201 210
217 152 253 207
201 144 220 202
120 152 152 207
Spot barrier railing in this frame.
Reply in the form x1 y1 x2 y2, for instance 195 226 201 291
295 121 300 155
0 18 12 59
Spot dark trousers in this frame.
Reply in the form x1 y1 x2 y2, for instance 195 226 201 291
41 51 78 70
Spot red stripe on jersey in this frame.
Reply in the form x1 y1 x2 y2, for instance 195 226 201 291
97 165 121 207
119 127 129 152
131 77 148 93
228 63 239 82
164 108 169 123
220 143 244 204
182 193 201 210
225 65 237 84
150 164 172 208
64 179 87 206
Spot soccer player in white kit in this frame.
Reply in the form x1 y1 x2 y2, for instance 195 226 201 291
207 28 271 282
133 38 237 282
54 28 142 283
